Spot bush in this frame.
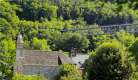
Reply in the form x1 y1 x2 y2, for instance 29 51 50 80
84 42 133 80
55 63 82 80
12 72 49 80
60 74 82 80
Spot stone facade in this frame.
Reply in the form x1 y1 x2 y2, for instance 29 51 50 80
13 59 22 75
22 66 59 80
13 34 23 75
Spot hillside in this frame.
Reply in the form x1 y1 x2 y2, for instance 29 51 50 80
0 0 138 79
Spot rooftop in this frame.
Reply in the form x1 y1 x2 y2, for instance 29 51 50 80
21 50 77 66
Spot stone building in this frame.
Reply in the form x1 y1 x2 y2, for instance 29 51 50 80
13 34 76 80
70 48 89 75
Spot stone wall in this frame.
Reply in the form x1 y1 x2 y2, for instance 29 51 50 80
13 60 22 76
22 65 59 80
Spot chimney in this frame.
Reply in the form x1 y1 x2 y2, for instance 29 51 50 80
16 34 23 60
70 47 77 59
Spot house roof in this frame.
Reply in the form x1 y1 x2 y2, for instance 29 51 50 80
71 53 89 69
21 50 77 66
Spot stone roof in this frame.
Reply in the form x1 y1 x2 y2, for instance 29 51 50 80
21 50 77 66
71 53 89 69
76 65 83 69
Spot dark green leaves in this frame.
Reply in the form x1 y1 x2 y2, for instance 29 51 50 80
84 42 133 80
84 0 89 3
134 3 138 10
84 0 138 12
101 3 105 8
117 5 122 13
126 38 138 63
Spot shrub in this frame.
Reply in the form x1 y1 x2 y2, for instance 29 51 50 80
84 42 133 80
12 72 49 80
55 63 82 80
60 74 82 80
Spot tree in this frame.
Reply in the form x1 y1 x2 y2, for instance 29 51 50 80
56 32 90 52
0 1 20 39
0 35 7 80
84 0 138 13
31 37 51 51
55 63 82 80
87 34 117 51
0 33 16 79
116 30 135 47
84 42 134 80
6 0 58 21
127 38 138 64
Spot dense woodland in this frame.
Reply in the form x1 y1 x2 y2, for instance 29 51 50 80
1 0 138 79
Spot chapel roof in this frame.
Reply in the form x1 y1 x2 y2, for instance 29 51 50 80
21 50 77 66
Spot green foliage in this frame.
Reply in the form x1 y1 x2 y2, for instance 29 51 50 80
87 34 117 51
56 32 90 52
64 52 70 57
60 74 82 80
55 63 82 80
0 34 16 79
84 42 134 80
76 1 137 25
127 38 138 64
84 0 138 13
12 72 49 80
117 30 135 47
7 0 58 21
0 36 6 80
31 37 51 51
0 1 20 39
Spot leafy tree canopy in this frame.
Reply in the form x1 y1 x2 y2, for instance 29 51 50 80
84 0 138 13
84 42 135 80
0 1 20 39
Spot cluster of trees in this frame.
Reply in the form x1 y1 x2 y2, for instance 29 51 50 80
1 0 138 52
1 0 138 79
82 30 138 80
83 42 138 80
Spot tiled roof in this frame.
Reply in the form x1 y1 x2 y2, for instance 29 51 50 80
21 50 76 66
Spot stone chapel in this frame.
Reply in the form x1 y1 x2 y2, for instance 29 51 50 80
13 34 76 80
